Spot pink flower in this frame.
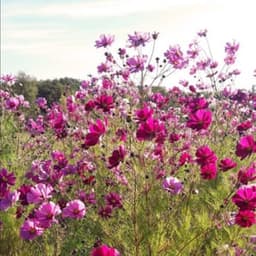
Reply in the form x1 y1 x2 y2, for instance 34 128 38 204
136 117 165 141
35 201 61 228
178 152 191 166
98 205 113 218
126 55 147 73
62 199 86 219
219 158 237 172
187 109 212 131
90 244 120 256
95 95 114 112
89 119 107 135
20 219 44 240
36 97 47 109
0 190 20 211
232 186 256 210
5 97 20 110
197 29 207 37
164 45 188 69
135 105 154 123
162 176 183 195
128 31 151 48
108 146 126 169
85 100 96 111
225 41 239 55
238 166 256 185
27 183 53 204
196 146 217 166
0 74 16 85
235 135 256 160
200 163 217 180
235 210 255 228
105 192 122 209
237 121 252 132
0 168 16 186
95 34 115 48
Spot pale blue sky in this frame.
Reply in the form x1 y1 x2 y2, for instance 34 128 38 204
1 0 256 89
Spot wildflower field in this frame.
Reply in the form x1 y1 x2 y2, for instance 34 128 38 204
0 31 256 256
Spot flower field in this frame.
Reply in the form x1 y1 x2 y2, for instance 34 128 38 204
0 30 256 255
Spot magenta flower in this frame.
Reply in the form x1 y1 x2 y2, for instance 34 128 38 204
200 163 217 180
0 190 20 211
237 120 252 132
84 133 101 148
95 34 115 48
62 199 86 219
27 183 53 204
36 97 47 109
219 158 237 172
128 31 151 48
90 244 120 256
238 166 256 185
5 97 20 110
232 186 256 210
235 135 256 160
164 45 188 69
108 145 126 169
35 201 61 228
186 109 212 131
84 119 107 148
126 55 147 73
85 100 96 111
136 117 165 141
95 94 114 112
98 205 113 218
105 192 122 209
235 210 255 228
20 219 44 240
162 176 183 195
187 97 209 112
196 146 217 166
89 119 107 135
0 168 16 186
135 105 154 123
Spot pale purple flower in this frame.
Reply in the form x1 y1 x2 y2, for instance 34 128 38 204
20 219 44 240
164 45 188 69
126 55 147 73
35 201 61 228
62 199 86 219
27 183 53 204
128 32 151 47
95 34 115 48
0 74 16 85
225 41 239 55
162 176 183 195
0 190 20 211
197 29 207 37
5 97 20 110
36 97 47 109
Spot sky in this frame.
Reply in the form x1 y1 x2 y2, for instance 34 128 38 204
1 0 256 89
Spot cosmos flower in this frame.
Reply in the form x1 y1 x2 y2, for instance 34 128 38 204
186 109 212 131
95 34 115 48
62 199 86 219
20 219 44 240
162 176 183 195
90 244 120 256
235 135 256 160
235 210 255 228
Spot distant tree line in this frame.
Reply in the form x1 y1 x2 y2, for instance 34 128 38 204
5 72 80 107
